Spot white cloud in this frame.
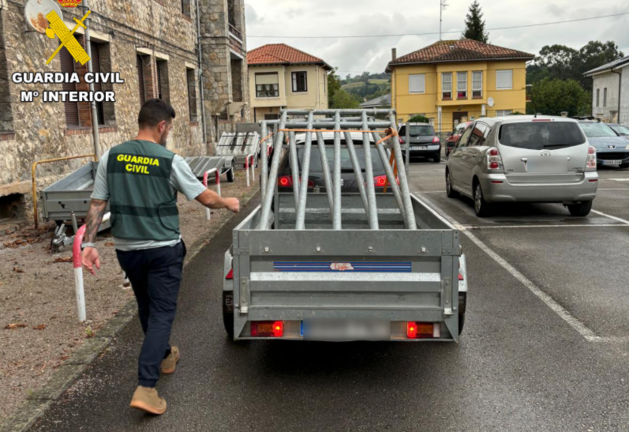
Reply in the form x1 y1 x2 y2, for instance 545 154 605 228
245 0 629 76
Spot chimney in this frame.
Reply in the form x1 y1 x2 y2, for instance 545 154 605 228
392 48 397 62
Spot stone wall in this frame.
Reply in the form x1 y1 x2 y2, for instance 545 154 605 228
591 72 620 122
0 0 205 220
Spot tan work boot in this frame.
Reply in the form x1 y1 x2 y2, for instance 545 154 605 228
161 346 180 374
130 386 167 415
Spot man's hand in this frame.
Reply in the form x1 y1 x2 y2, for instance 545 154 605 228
81 247 101 276
224 197 240 214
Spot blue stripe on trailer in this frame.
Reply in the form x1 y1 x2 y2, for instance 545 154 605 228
273 262 412 273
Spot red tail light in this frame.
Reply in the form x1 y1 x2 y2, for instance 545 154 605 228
373 175 399 187
586 146 596 170
251 321 284 337
399 138 405 144
458 272 464 281
278 176 292 187
406 322 437 339
487 148 503 171
308 179 315 188
432 136 440 143
225 269 233 280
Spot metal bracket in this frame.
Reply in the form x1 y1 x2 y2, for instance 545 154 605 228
442 277 454 316
239 277 250 314
233 247 250 256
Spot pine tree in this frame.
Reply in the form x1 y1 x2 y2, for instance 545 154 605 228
462 1 489 43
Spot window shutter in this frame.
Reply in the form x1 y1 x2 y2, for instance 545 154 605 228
496 70 513 90
59 47 79 127
409 74 425 93
256 73 279 85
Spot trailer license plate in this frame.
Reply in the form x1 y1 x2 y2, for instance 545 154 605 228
603 160 622 166
303 320 390 340
411 146 427 150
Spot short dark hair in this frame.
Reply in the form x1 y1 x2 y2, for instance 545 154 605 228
138 99 176 128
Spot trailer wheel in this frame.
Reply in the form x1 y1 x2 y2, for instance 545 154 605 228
458 292 467 336
458 313 466 336
226 168 235 183
223 291 234 339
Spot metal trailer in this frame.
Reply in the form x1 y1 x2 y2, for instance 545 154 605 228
223 109 468 342
184 156 235 183
216 131 261 171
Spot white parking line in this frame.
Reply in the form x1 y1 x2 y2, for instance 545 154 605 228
461 224 628 230
416 193 619 343
591 210 629 225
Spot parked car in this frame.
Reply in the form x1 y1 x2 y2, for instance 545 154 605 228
446 116 598 217
608 123 629 139
446 121 472 158
577 120 629 168
398 123 441 163
277 133 397 193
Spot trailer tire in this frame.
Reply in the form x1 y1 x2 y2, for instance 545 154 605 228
226 168 235 183
458 313 466 336
223 291 234 339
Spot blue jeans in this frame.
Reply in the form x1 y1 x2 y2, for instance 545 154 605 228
116 241 186 388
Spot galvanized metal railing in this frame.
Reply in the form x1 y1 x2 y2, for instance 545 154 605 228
257 109 417 231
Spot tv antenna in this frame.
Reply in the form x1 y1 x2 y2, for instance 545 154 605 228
439 0 449 41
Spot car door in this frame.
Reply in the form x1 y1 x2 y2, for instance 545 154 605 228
460 122 491 191
449 124 474 191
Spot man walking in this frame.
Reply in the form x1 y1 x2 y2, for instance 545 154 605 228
81 99 240 415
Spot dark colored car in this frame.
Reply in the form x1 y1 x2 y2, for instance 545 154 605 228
578 120 629 168
398 123 441 163
277 133 397 193
445 121 472 158
609 123 629 139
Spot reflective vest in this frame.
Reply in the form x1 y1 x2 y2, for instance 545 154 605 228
107 140 180 241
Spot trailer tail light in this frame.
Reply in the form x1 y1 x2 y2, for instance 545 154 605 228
487 148 503 171
278 176 314 188
458 272 464 281
374 175 399 187
406 322 439 339
586 146 597 170
251 321 284 337
225 269 233 280
432 136 440 144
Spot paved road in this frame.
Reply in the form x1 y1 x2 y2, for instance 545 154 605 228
33 160 629 432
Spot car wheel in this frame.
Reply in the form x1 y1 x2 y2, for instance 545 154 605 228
432 152 441 163
567 201 593 217
226 168 235 183
473 182 492 217
223 291 234 339
446 170 459 198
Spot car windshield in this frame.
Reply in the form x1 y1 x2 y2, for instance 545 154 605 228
579 122 619 138
498 122 586 150
611 125 629 136
298 147 385 173
408 125 434 136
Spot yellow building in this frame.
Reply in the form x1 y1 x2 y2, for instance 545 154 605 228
248 44 333 122
387 39 534 133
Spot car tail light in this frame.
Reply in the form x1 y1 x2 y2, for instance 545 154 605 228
406 322 439 339
278 176 314 188
487 148 503 171
432 136 440 143
225 269 233 280
307 179 315 188
373 175 399 187
586 146 597 170
251 321 284 337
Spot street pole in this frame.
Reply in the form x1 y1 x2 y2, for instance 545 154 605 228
82 0 101 161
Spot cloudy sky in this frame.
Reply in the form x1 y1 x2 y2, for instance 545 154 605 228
245 0 629 77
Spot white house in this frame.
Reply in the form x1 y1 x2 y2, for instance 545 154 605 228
584 56 629 125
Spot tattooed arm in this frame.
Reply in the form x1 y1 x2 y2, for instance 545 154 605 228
81 199 108 275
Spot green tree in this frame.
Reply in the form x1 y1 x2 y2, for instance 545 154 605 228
462 1 489 43
327 69 342 106
527 78 591 117
408 115 430 123
331 90 361 109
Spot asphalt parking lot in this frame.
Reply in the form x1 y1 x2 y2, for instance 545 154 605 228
31 158 629 432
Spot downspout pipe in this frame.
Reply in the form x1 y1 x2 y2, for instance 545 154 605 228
196 0 208 149
82 0 101 160
611 67 622 123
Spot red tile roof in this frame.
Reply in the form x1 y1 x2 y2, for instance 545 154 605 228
387 39 534 70
248 44 333 69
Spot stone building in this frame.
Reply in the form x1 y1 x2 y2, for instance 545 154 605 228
584 56 629 124
0 0 249 223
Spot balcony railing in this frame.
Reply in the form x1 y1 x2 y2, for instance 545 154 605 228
229 23 242 41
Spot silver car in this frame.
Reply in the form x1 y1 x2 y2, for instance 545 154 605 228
446 116 599 217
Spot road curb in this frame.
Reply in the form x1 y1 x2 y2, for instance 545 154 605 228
0 188 260 432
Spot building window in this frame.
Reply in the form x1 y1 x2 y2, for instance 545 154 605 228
496 110 512 117
292 71 308 93
231 58 243 102
181 0 191 18
409 74 425 94
472 71 483 98
596 89 600 107
442 72 452 100
255 73 279 98
186 68 198 122
457 72 467 99
265 113 279 120
603 88 607 107
137 55 146 106
157 59 170 103
496 70 513 90
60 47 79 127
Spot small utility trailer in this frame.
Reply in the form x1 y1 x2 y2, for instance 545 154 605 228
223 109 468 342
216 131 261 170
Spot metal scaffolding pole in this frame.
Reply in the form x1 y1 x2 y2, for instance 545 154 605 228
371 131 407 223
316 131 334 216
260 121 268 201
388 112 417 229
361 111 379 230
343 132 369 213
333 112 342 230
258 111 288 230
288 132 300 207
295 112 315 230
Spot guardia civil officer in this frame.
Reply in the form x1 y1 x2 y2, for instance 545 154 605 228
81 99 240 415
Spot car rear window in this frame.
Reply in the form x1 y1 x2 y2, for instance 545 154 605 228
579 122 619 138
498 122 586 150
399 125 435 137
298 147 385 173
